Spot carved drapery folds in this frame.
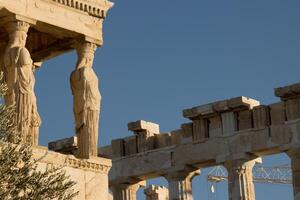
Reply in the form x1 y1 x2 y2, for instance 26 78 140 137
70 41 101 159
3 20 41 145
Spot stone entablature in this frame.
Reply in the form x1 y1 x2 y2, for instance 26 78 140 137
32 146 112 200
52 0 113 18
0 0 113 58
33 146 112 174
99 88 300 160
100 96 263 159
96 82 300 200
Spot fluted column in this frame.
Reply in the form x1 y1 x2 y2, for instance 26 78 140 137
164 169 200 200
287 148 300 200
111 182 145 200
144 185 169 200
225 158 259 200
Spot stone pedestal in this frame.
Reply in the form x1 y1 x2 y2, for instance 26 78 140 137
287 149 300 200
33 146 112 200
225 159 259 200
144 185 169 200
164 169 200 200
111 181 146 200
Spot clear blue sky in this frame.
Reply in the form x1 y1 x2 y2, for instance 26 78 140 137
35 0 299 199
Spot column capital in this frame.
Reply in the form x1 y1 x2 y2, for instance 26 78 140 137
164 168 200 200
224 157 261 200
76 41 97 56
110 181 146 200
287 147 300 158
5 20 30 34
224 157 262 172
164 168 200 182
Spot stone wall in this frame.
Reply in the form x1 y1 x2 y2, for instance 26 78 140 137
33 146 111 200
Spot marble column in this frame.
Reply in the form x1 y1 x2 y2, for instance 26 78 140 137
70 41 101 159
225 159 258 200
287 148 300 200
111 182 145 200
164 169 200 200
144 185 169 200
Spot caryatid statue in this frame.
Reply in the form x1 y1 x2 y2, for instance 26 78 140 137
3 21 41 145
70 42 101 159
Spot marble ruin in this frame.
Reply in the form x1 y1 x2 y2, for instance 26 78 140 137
1 1 300 200
0 0 113 199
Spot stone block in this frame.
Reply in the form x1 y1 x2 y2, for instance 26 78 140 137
124 136 138 156
181 123 193 138
155 133 172 148
227 96 260 110
250 128 270 152
33 146 112 200
111 139 125 158
253 105 270 129
98 145 112 158
275 82 300 100
221 112 237 136
85 171 109 200
286 99 300 120
180 123 193 143
128 120 160 134
270 125 292 144
48 136 77 154
238 110 253 130
183 103 215 119
183 97 259 120
137 134 156 153
213 100 230 112
208 116 222 138
269 102 286 125
170 129 183 145
192 119 209 140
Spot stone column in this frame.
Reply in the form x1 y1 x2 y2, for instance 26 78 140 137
144 185 169 200
225 158 259 200
70 41 101 159
111 181 145 200
287 148 300 200
164 169 200 200
3 20 41 145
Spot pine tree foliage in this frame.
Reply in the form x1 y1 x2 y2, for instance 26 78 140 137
0 73 78 200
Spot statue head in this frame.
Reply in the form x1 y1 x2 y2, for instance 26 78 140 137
76 42 97 69
5 21 30 47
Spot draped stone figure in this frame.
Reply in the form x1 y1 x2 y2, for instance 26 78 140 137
70 42 101 158
3 21 41 144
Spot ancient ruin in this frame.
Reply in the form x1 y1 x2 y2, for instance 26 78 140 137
0 0 113 199
1 1 300 200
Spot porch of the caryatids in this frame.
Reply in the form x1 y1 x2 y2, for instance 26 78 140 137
70 41 101 159
3 20 41 145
